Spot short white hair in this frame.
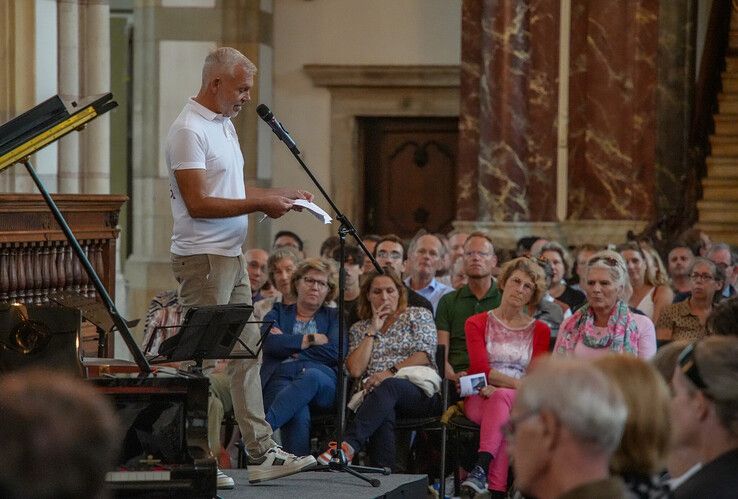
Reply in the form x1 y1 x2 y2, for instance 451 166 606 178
201 47 257 86
518 357 627 454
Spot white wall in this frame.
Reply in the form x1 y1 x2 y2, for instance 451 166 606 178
269 0 461 256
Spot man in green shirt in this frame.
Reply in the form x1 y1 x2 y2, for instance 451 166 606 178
436 231 501 385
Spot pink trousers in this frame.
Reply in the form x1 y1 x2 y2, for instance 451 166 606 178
463 387 516 492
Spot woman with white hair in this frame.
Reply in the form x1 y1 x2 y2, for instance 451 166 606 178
554 250 656 359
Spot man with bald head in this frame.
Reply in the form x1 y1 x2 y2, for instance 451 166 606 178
406 233 453 312
166 47 315 486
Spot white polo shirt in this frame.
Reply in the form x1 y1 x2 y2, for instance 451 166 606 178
166 98 248 257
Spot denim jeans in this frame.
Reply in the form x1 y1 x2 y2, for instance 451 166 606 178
262 360 337 455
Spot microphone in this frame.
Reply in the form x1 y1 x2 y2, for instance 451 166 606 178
256 104 300 154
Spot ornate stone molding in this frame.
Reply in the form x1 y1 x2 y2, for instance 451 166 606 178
304 64 460 88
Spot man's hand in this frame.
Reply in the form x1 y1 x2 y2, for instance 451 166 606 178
259 195 294 219
273 188 314 202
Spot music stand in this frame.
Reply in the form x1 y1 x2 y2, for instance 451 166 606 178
155 304 268 375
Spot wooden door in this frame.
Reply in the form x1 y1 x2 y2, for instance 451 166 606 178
362 117 458 238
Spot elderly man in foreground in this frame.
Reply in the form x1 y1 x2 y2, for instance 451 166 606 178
507 357 630 499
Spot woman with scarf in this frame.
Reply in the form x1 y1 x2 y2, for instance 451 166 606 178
554 250 656 359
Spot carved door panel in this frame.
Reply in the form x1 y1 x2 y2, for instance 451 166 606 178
363 117 458 239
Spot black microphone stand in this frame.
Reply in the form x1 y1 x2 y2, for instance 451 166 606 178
260 111 387 487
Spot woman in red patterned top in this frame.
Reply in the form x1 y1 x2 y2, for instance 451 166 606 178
460 257 551 497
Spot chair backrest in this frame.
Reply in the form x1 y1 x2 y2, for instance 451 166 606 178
435 343 446 380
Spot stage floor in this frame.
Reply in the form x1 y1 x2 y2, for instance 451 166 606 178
217 469 428 498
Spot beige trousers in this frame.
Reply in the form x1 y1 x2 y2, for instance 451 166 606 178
172 253 276 457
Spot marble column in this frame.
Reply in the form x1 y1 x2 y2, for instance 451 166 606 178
57 0 81 194
457 0 559 224
567 0 659 221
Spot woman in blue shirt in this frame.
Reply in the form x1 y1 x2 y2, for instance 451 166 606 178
260 258 340 455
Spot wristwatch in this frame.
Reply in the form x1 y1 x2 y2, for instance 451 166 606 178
389 365 398 375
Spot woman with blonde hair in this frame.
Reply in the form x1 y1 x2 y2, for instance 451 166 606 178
460 257 551 496
593 355 672 498
618 241 674 325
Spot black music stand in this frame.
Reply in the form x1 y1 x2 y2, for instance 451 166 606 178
155 304 268 375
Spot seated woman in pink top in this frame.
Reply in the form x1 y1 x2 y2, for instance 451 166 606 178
554 250 657 359
460 258 550 497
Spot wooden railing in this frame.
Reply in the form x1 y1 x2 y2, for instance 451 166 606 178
0 194 127 355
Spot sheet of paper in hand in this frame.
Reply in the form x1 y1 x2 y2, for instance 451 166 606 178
293 198 332 224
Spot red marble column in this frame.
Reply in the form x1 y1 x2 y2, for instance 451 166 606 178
567 0 658 220
457 0 560 223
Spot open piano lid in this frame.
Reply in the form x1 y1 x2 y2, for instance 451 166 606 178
0 93 117 170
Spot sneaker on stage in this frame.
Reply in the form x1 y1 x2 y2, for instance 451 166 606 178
247 446 317 484
217 469 235 489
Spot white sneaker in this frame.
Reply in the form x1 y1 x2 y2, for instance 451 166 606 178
217 469 235 489
248 446 317 484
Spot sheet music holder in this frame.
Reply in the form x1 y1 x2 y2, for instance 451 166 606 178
155 304 269 373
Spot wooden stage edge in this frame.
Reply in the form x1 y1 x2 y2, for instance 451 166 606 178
218 469 428 499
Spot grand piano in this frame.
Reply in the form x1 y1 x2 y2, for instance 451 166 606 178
0 95 217 498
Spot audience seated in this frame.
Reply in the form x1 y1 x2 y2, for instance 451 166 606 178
593 355 672 498
671 337 738 498
677 228 712 258
245 248 270 303
460 257 550 497
449 257 467 290
446 229 469 266
706 295 738 336
436 231 502 389
252 247 302 321
569 243 601 291
0 369 120 499
361 234 381 274
319 235 340 259
508 357 629 499
667 243 695 295
370 234 433 313
539 241 586 311
404 233 453 312
273 230 305 258
706 243 737 300
260 258 340 456
318 269 442 470
330 244 364 325
651 340 702 490
618 241 674 325
515 235 541 258
554 250 657 359
657 257 725 341
530 258 565 340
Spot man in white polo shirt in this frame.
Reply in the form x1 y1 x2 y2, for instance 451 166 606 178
166 47 315 488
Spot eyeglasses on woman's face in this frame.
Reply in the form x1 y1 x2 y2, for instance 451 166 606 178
301 276 328 290
690 273 715 283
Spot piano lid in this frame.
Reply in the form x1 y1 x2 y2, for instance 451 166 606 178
0 93 117 170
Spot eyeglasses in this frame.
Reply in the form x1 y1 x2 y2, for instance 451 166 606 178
377 250 403 260
677 342 709 392
301 276 329 289
690 273 715 282
501 410 539 441
464 251 492 259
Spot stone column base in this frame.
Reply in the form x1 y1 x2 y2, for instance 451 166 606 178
453 220 648 249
